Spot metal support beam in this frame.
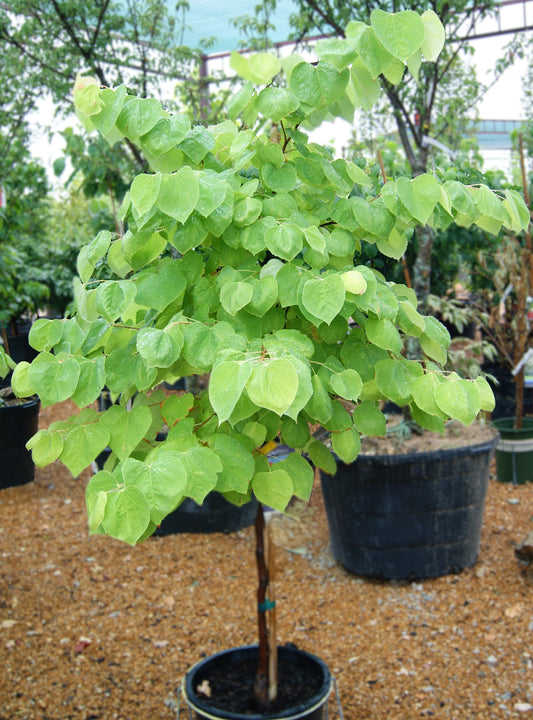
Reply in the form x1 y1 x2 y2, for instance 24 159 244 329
456 0 533 40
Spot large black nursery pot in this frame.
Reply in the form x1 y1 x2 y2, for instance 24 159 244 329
154 492 258 535
491 417 533 485
183 645 332 720
0 396 40 489
320 437 496 580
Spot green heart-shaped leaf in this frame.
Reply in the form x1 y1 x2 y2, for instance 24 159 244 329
209 360 252 424
397 174 441 225
60 422 110 477
265 223 303 261
27 353 81 407
252 468 293 511
435 378 481 425
301 275 345 325
211 434 255 493
246 359 299 416
157 166 199 222
255 87 300 123
101 485 151 545
220 281 254 316
102 405 153 461
371 9 425 62
122 453 188 525
130 173 161 216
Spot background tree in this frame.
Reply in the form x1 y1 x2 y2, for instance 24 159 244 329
34 186 114 319
244 0 504 300
0 1 238 322
0 0 226 196
232 0 279 51
0 140 50 332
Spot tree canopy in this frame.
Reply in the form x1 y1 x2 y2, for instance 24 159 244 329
236 0 504 298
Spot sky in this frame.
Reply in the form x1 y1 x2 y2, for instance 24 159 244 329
471 1 531 119
180 0 296 53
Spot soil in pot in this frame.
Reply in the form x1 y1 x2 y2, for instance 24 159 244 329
358 416 497 455
185 644 331 720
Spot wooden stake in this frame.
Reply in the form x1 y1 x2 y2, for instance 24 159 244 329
267 520 278 703
254 504 269 711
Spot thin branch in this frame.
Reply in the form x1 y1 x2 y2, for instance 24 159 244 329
49 0 109 87
381 80 419 169
0 26 72 81
89 0 111 53
300 0 345 36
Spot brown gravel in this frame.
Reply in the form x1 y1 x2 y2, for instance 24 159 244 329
0 401 532 720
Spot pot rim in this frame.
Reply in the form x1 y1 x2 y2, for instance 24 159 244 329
491 416 533 435
338 435 498 468
183 644 332 720
0 394 40 411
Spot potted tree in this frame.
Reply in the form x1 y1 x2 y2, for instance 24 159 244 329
0 254 44 488
474 135 533 484
0 349 40 489
0 140 51 382
0 222 49 390
0 245 44 475
3 8 528 717
0 148 48 489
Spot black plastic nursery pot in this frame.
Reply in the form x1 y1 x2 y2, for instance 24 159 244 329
491 417 533 485
154 492 258 535
0 397 40 489
320 438 496 580
0 332 38 389
183 645 332 720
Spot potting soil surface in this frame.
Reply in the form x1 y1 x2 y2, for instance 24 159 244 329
0 400 532 719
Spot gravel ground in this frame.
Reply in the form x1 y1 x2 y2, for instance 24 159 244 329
0 401 532 720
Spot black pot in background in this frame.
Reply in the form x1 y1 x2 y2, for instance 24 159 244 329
321 437 496 581
164 378 186 391
183 645 332 720
492 417 533 484
0 331 38 389
154 492 258 535
0 397 40 489
96 387 117 412
483 362 533 420
93 444 258 535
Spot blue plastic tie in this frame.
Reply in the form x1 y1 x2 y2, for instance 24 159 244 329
258 599 276 612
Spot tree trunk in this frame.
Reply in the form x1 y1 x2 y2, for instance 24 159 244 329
412 224 435 306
